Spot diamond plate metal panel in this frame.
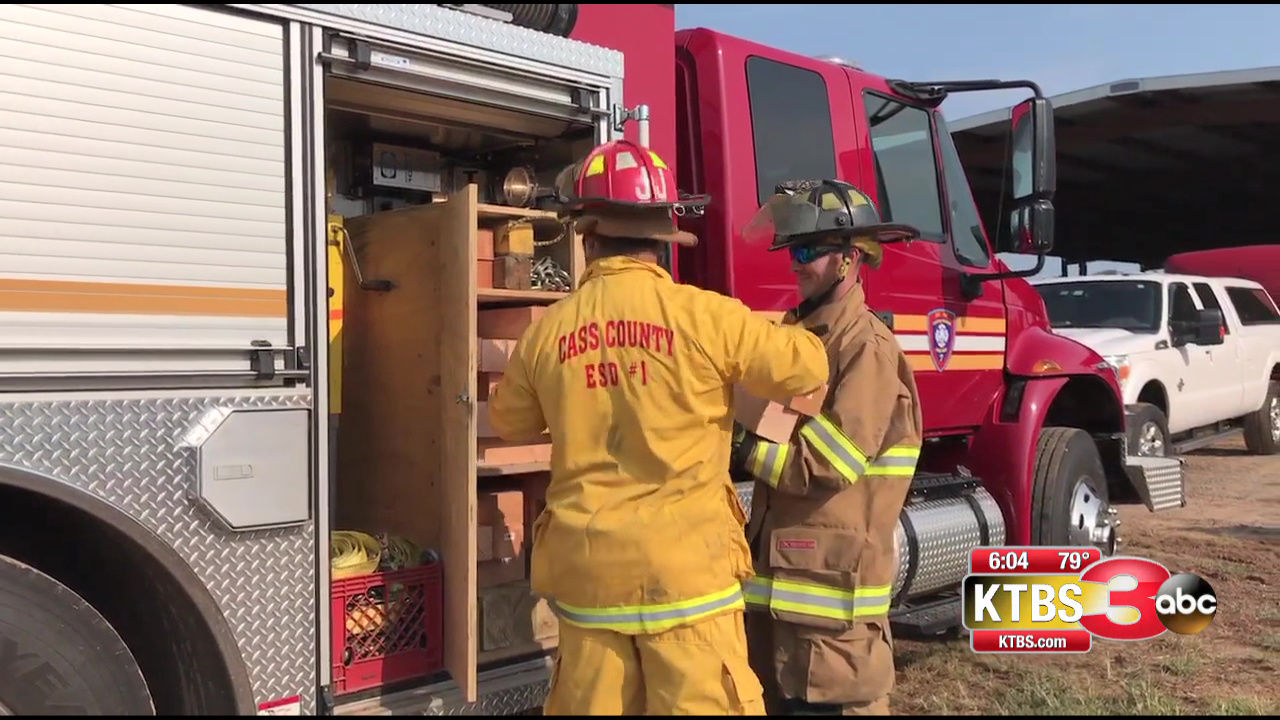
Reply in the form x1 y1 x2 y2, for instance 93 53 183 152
0 392 317 714
296 3 623 78
894 489 1006 600
432 678 548 716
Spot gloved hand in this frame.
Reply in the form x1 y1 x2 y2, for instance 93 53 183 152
729 421 760 475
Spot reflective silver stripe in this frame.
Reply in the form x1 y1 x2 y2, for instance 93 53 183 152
799 415 867 482
742 575 892 620
865 446 921 476
551 585 744 632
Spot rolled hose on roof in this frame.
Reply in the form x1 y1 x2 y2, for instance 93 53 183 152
480 4 579 37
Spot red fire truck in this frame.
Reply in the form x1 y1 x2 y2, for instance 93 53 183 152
0 3 1184 716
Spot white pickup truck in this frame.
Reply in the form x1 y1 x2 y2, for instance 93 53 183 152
1031 272 1280 457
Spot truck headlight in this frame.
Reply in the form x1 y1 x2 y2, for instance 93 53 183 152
1103 354 1131 388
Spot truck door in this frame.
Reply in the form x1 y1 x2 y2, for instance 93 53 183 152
1167 281 1220 429
1192 281 1246 416
856 88 1007 432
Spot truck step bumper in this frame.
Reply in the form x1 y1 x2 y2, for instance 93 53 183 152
1122 454 1186 512
333 656 552 716
889 595 962 638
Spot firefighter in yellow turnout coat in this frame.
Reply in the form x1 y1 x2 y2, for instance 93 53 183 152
734 179 925 715
488 141 830 715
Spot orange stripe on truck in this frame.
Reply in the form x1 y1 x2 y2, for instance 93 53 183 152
895 314 1006 334
906 352 1005 372
0 278 287 318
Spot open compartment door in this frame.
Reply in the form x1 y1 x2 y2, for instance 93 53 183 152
438 185 481 700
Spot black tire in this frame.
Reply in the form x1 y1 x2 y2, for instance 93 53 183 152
1031 427 1114 554
0 555 153 715
1243 380 1280 456
1127 403 1171 457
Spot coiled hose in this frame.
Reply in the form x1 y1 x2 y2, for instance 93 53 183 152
331 531 381 579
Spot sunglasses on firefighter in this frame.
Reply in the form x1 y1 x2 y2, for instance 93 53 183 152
788 244 844 265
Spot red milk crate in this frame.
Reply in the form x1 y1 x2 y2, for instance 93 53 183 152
330 561 444 696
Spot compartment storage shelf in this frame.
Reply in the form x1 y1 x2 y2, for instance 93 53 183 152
336 184 567 704
478 288 569 305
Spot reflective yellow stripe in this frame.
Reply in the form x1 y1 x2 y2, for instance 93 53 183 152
551 583 744 633
799 414 868 484
748 441 790 488
865 445 921 477
585 153 606 176
743 575 892 620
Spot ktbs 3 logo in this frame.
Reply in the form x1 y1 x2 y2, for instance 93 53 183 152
964 549 1218 645
1076 557 1218 639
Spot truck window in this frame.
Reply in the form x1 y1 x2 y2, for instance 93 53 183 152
1192 282 1229 334
1226 286 1280 325
935 112 991 267
1035 280 1161 332
862 92 944 242
746 56 837 205
1169 283 1200 326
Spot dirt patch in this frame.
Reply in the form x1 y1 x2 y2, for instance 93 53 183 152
891 435 1280 716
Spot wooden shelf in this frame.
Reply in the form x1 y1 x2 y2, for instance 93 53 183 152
477 461 550 477
476 203 559 222
477 288 568 306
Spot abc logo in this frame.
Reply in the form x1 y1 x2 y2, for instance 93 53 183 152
1154 573 1217 635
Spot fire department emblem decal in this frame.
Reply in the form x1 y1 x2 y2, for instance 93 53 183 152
928 308 957 371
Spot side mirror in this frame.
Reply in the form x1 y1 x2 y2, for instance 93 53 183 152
1194 308 1226 346
1010 199 1054 255
1009 97 1056 202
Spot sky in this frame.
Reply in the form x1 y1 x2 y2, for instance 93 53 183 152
673 3 1280 277
673 3 1280 122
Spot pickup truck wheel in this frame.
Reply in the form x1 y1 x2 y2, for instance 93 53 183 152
1032 427 1115 554
1128 403 1170 457
0 555 153 715
1242 380 1280 455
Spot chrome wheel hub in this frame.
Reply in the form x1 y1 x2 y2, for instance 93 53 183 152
1270 396 1279 443
1138 421 1165 456
1069 477 1111 551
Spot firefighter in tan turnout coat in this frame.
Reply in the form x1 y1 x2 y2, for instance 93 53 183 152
732 179 925 715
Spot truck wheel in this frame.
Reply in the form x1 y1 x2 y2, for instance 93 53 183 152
0 555 153 715
1128 403 1170 457
1242 380 1280 455
1032 427 1114 554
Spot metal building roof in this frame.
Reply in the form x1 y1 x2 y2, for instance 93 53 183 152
950 66 1280 268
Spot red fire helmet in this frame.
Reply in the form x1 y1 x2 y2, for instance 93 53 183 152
554 139 709 215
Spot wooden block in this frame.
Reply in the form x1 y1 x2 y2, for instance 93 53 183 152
492 254 533 290
478 306 546 340
477 227 495 260
495 221 535 256
478 489 524 559
476 524 494 562
477 439 552 466
522 472 550 537
478 339 518 373
478 581 559 651
477 400 497 438
733 382 829 444
785 382 829 417
476 257 493 289
478 558 525 589
476 372 502 401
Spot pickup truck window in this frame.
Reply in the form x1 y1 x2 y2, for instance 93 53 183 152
746 56 837 205
1169 282 1200 326
935 112 991 267
863 92 945 242
1226 286 1280 325
1035 280 1161 332
1193 282 1230 335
